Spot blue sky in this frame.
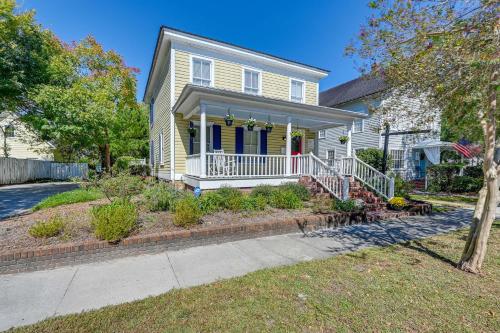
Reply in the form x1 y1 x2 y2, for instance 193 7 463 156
20 0 371 99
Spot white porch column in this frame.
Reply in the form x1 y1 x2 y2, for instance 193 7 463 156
346 121 353 157
200 104 207 178
285 116 292 176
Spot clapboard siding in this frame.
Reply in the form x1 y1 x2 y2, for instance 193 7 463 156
0 158 88 185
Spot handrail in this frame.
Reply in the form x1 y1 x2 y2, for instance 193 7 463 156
308 153 347 200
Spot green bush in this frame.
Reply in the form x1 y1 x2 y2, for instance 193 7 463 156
241 195 268 211
250 185 276 203
143 182 181 212
33 188 103 211
332 199 358 212
394 175 414 199
356 148 392 172
463 164 483 179
269 190 303 209
29 216 65 238
174 195 203 227
450 176 483 193
199 191 225 214
98 173 144 201
278 182 310 201
91 200 138 242
427 163 463 192
129 164 151 176
215 186 244 211
113 156 135 174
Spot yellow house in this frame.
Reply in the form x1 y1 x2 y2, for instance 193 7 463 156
144 26 386 199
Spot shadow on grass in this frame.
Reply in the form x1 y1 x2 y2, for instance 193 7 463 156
400 240 457 268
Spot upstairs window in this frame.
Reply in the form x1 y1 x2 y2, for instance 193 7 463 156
318 129 326 139
353 119 364 133
149 98 154 127
192 57 212 87
290 79 304 103
4 125 15 138
244 69 260 95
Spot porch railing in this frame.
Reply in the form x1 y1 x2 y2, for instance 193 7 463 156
186 154 201 176
334 156 394 199
309 153 347 200
206 153 288 178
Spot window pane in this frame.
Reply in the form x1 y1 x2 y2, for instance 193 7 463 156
193 60 201 78
201 61 210 80
245 70 252 87
252 72 258 88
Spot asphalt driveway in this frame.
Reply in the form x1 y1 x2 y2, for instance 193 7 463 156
0 182 79 220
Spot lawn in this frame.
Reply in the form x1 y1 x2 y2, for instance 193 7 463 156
11 222 500 332
411 194 478 205
32 188 104 211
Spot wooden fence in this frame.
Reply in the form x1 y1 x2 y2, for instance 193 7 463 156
0 157 88 185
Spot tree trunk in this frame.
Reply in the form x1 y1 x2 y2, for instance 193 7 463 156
104 143 111 173
458 70 498 274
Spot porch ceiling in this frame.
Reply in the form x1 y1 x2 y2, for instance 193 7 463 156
173 85 368 130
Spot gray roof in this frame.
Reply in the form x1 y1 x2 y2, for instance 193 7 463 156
319 76 388 107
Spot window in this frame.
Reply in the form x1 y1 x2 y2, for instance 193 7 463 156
159 130 164 165
290 79 304 103
149 98 154 127
192 125 211 154
243 69 260 95
318 129 326 139
326 149 335 166
391 149 405 169
353 119 364 133
244 129 259 154
192 57 212 86
4 125 15 138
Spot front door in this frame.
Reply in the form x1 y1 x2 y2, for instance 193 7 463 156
291 136 302 173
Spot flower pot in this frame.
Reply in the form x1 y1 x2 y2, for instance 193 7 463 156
339 140 347 145
224 119 233 126
266 126 273 133
247 125 254 131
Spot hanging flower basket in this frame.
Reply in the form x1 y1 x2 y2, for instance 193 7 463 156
339 135 349 144
188 127 197 138
291 130 303 142
265 122 274 133
244 117 257 131
224 113 235 126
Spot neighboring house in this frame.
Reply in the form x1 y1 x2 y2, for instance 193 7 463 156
318 76 440 180
0 113 54 161
143 26 366 192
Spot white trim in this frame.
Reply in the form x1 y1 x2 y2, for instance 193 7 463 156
189 54 214 87
289 78 305 104
241 67 262 96
170 48 176 180
183 175 299 190
316 83 319 106
163 30 328 77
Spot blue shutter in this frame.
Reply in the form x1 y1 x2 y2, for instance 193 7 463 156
213 124 221 150
189 121 194 155
235 127 244 154
260 129 267 155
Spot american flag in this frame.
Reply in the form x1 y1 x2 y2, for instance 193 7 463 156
452 139 482 158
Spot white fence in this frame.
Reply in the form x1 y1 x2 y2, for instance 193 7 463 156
0 157 88 185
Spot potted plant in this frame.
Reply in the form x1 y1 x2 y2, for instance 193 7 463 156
244 117 257 131
291 130 303 142
224 112 235 126
188 127 196 138
388 197 408 211
265 121 274 132
339 135 349 144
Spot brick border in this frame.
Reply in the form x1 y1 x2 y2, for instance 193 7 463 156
0 204 431 274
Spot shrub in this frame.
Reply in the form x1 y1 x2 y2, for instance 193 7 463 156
356 148 392 172
278 182 310 201
450 176 483 193
174 195 203 227
332 199 358 212
113 156 135 174
241 195 268 211
215 186 244 211
91 200 138 242
129 164 151 176
98 173 144 201
29 216 65 238
143 182 181 212
394 175 414 199
33 188 103 211
199 191 225 214
427 163 463 192
250 185 276 203
463 164 483 179
269 190 303 209
388 197 408 210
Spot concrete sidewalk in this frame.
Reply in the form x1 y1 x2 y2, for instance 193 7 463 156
0 210 473 331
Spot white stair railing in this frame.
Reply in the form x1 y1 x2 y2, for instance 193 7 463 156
308 153 348 200
335 156 395 199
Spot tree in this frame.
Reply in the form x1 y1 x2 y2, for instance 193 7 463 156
346 0 498 273
0 0 54 111
356 148 392 172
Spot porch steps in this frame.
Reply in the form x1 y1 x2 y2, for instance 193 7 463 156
348 177 386 211
299 176 331 199
411 179 426 191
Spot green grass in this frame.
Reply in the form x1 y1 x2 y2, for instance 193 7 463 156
12 222 500 332
411 194 478 204
33 189 104 211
